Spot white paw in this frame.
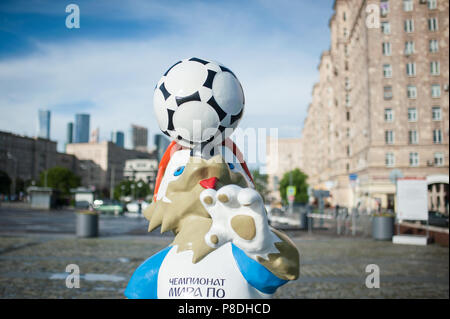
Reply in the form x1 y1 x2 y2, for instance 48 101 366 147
200 185 280 260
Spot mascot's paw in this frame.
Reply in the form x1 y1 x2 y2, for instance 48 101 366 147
200 185 280 260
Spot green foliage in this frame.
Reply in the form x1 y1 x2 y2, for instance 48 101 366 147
279 168 309 204
39 166 81 196
113 179 152 201
0 170 12 194
251 169 269 203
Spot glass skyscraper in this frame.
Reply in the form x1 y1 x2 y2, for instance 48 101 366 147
74 114 90 143
38 109 51 139
111 131 125 148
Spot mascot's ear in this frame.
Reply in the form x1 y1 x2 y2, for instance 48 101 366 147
222 138 254 184
153 141 183 201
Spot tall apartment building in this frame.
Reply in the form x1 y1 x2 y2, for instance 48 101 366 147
301 0 449 212
131 124 148 152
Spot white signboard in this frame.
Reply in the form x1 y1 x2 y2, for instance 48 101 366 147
396 179 428 221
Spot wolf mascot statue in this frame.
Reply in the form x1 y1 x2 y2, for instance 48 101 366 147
125 58 299 299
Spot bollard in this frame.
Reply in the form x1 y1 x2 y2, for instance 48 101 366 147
76 210 99 238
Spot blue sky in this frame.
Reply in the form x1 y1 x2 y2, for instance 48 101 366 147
0 0 334 160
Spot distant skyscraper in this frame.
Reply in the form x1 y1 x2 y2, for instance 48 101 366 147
111 131 125 148
37 109 51 139
131 124 148 151
66 122 74 144
154 134 170 162
74 114 90 143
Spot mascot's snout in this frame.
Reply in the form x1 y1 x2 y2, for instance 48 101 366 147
199 177 218 189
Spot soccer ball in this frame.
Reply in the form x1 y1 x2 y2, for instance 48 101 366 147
153 57 245 148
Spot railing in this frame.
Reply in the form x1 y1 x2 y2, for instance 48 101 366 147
269 206 374 237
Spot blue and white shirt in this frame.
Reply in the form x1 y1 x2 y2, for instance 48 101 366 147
125 242 287 299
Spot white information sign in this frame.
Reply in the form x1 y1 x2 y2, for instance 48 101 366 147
396 179 428 221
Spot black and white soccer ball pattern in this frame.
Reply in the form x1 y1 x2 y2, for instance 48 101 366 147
153 57 245 148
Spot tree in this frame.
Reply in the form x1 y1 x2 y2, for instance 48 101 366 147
251 169 270 203
0 170 11 195
39 166 81 196
114 179 152 201
279 168 309 204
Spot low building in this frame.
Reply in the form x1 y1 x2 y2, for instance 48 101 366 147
265 137 303 203
66 141 156 193
123 159 158 185
0 130 79 193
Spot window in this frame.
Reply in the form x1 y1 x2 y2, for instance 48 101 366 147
406 62 416 76
385 108 394 122
383 64 393 78
345 94 350 107
381 22 391 34
382 42 392 56
408 108 418 122
404 19 414 33
345 77 350 90
409 152 419 167
346 145 351 156
380 0 389 16
403 0 413 11
433 129 442 144
346 111 350 121
407 85 417 99
430 61 440 75
431 84 441 98
429 39 439 52
343 28 348 38
346 128 351 138
434 152 444 167
384 86 393 100
405 41 415 55
428 18 438 31
409 130 419 144
385 130 394 144
343 11 347 21
432 106 442 120
385 153 395 167
428 0 437 10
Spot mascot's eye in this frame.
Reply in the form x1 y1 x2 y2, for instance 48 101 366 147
173 166 185 176
227 163 235 170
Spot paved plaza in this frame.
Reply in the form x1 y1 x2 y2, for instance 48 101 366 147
0 207 448 299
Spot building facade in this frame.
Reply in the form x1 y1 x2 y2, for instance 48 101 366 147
66 141 156 193
301 0 449 213
123 159 158 185
74 114 90 143
0 130 79 194
265 137 304 203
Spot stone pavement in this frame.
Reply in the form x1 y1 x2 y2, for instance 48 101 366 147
0 232 448 299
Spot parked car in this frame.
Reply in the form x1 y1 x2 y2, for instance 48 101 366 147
126 201 149 213
94 199 124 215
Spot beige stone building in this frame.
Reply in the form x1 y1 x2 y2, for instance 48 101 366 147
301 0 449 213
265 137 303 203
66 141 156 193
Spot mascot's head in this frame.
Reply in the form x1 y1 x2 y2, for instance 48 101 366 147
144 138 254 262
